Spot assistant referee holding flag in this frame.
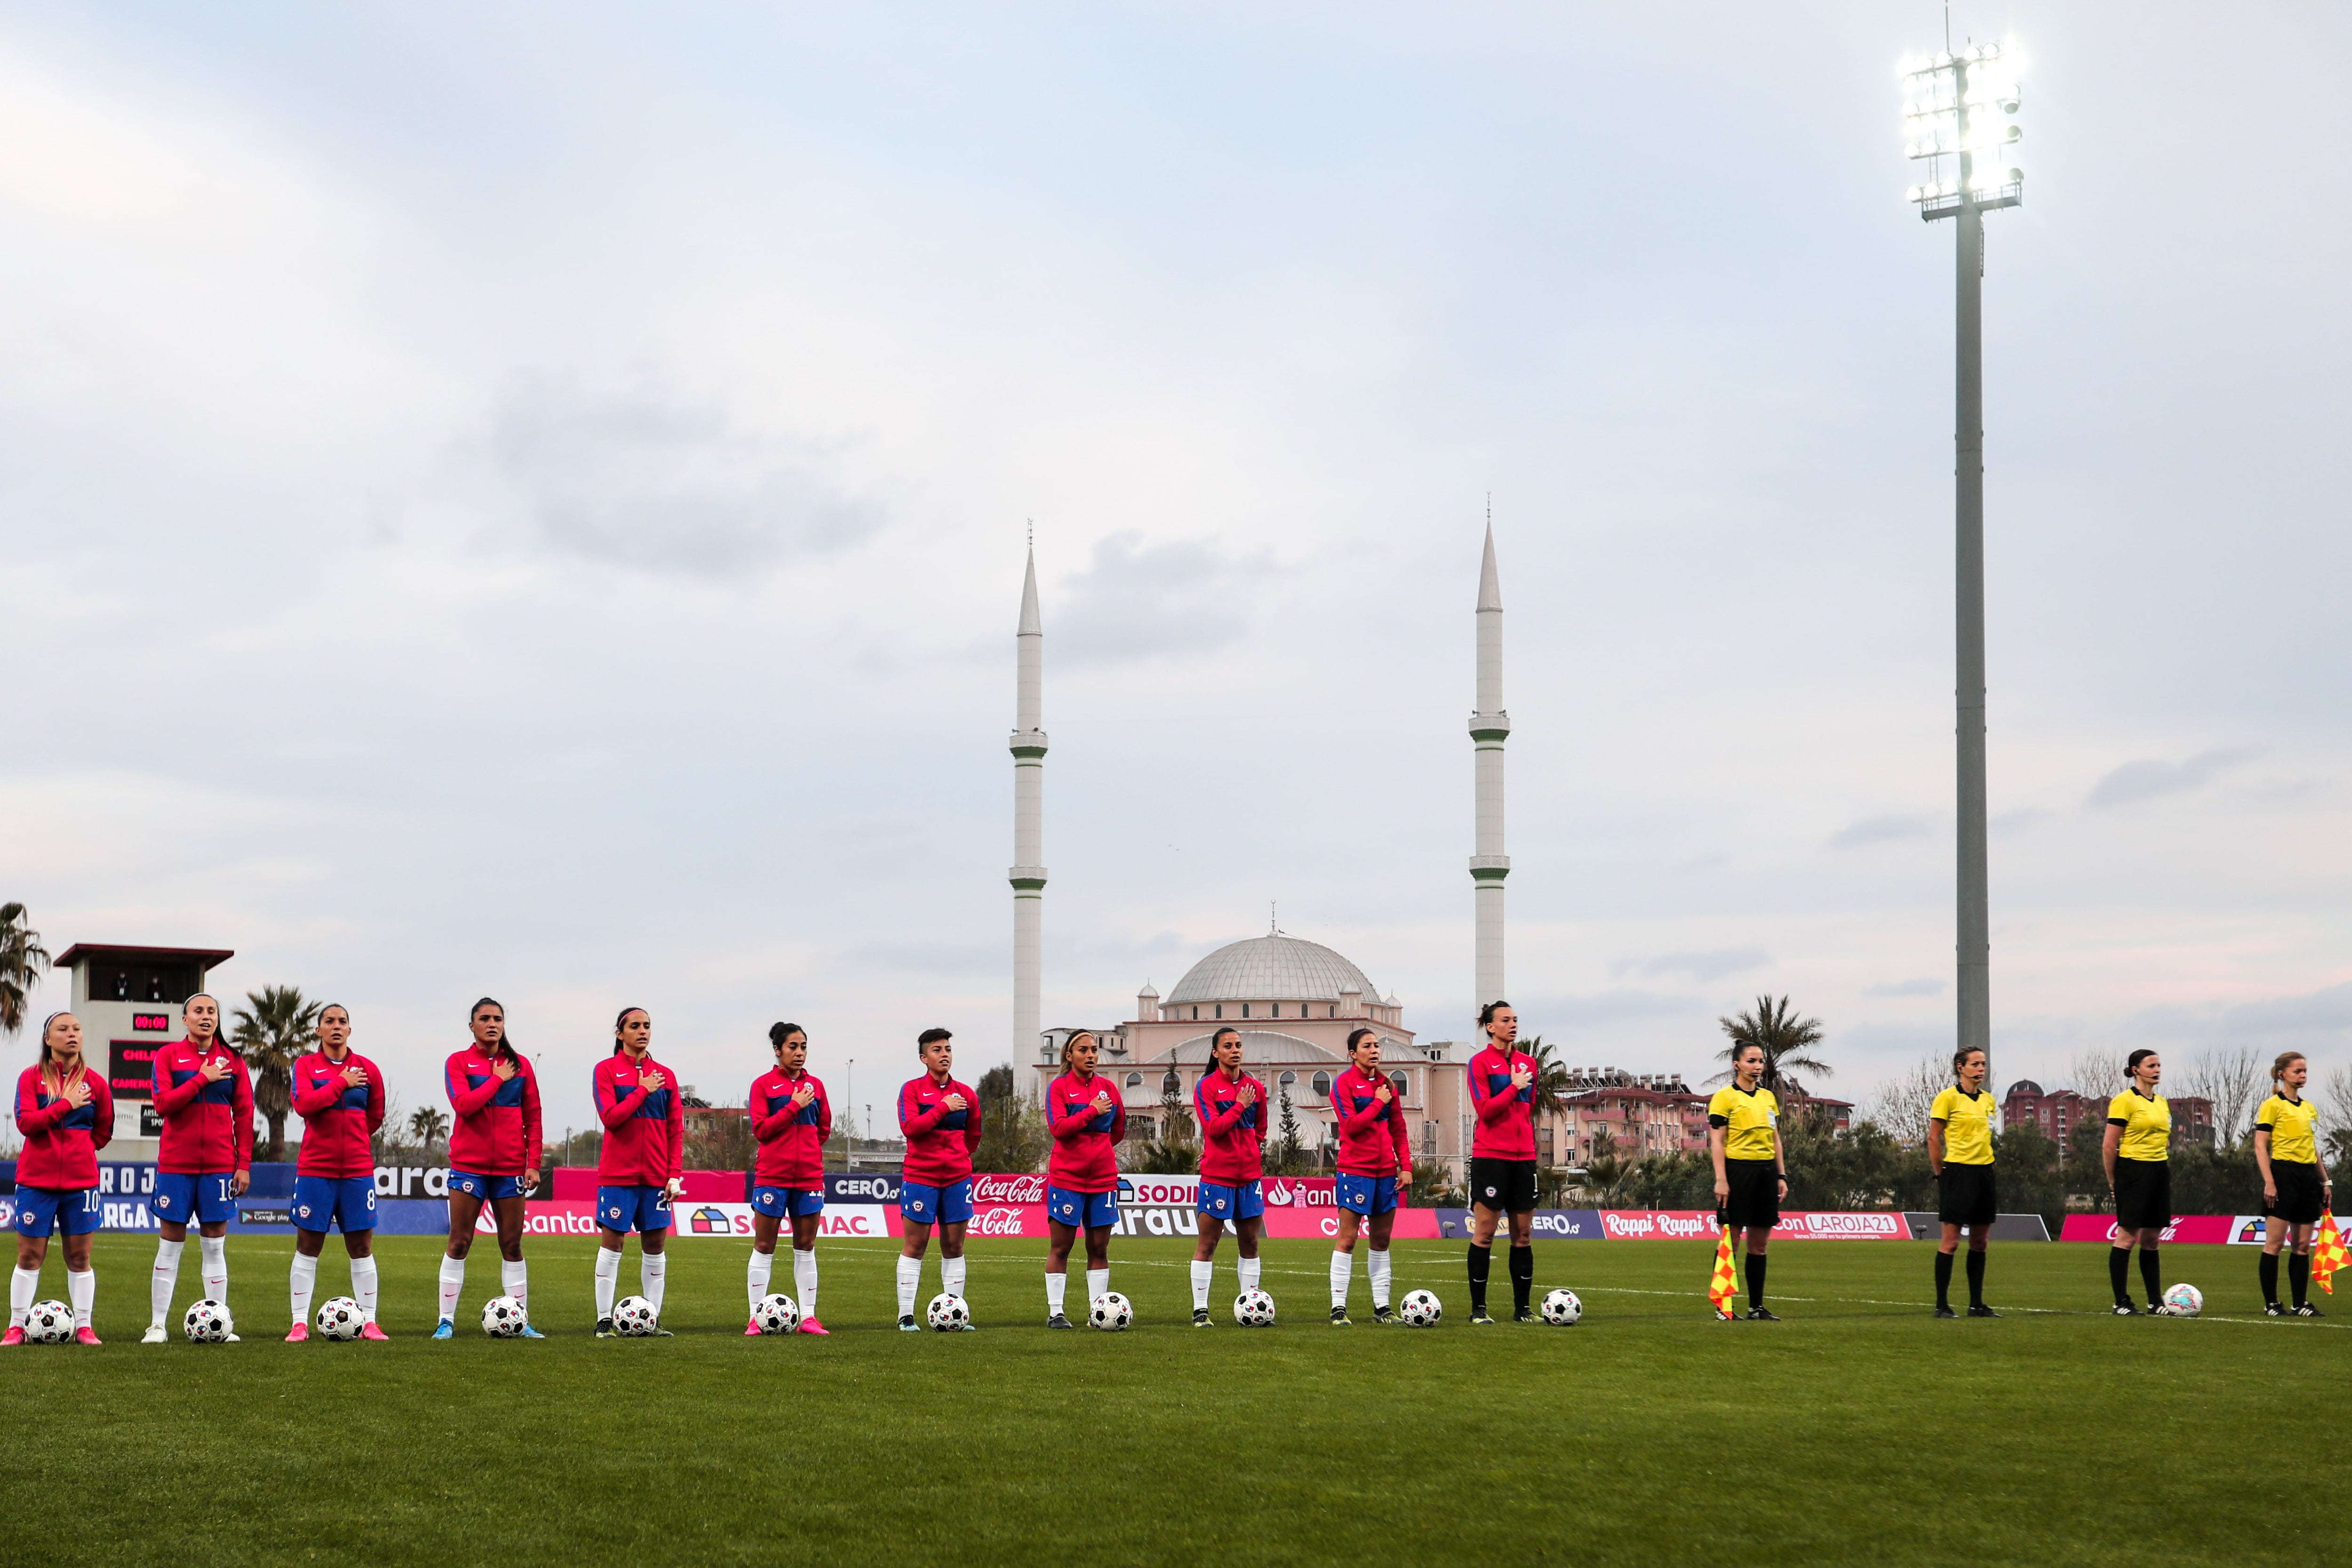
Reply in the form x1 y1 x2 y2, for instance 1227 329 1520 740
1708 1042 1787 1321
2253 1051 2329 1317
1927 1046 1999 1318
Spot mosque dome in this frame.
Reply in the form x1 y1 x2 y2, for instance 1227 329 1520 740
1165 934 1379 1006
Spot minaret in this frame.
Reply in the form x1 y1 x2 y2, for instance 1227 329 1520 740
1009 544 1048 1088
1469 517 1510 1009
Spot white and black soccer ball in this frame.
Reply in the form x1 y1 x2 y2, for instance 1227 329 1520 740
183 1297 234 1343
1399 1289 1443 1327
1233 1289 1276 1327
480 1295 529 1338
23 1300 74 1345
612 1295 659 1336
315 1297 365 1341
927 1292 970 1331
1541 1289 1583 1327
752 1293 801 1335
1089 1291 1133 1331
2161 1283 2203 1318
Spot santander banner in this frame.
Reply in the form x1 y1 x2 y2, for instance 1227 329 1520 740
1599 1210 1907 1241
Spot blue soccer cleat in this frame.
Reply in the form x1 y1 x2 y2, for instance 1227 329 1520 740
432 1318 455 1340
517 1324 546 1339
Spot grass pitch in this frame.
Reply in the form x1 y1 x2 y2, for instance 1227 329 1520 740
2 1234 2342 1567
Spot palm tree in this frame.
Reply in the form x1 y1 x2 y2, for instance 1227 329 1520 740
0 903 50 1038
1711 994 1832 1100
408 1106 451 1156
231 985 322 1161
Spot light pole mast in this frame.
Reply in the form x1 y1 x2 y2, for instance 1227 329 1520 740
1902 41 2023 1063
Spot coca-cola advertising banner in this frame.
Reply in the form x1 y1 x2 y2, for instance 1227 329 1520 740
1597 1210 1909 1241
2057 1214 2268 1245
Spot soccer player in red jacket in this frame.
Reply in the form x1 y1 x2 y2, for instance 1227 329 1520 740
1190 1026 1268 1327
1043 1030 1124 1328
1330 1027 1414 1326
286 1003 388 1340
437 997 545 1339
895 1027 984 1330
1466 1000 1539 1323
592 1007 685 1337
748 1022 832 1335
145 993 251 1343
9 1012 112 1345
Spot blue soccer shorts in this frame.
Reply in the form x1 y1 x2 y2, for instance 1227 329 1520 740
1336 1172 1399 1217
1048 1186 1118 1228
152 1171 237 1226
448 1169 528 1202
752 1185 826 1219
597 1184 674 1234
14 1186 102 1238
292 1174 378 1234
900 1177 974 1226
1197 1179 1264 1221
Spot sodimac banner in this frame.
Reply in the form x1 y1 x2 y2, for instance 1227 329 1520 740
2057 1214 2277 1245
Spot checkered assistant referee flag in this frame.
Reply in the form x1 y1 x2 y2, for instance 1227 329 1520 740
2313 1212 2346 1296
1708 1226 1737 1319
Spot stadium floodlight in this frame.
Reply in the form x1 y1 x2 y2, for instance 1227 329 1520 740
1899 37 2026 1069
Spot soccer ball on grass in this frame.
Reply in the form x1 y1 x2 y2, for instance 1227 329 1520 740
315 1297 365 1340
183 1298 234 1343
1089 1291 1133 1331
1399 1289 1443 1327
2161 1283 2203 1317
480 1295 529 1337
612 1295 659 1336
1541 1289 1583 1326
23 1300 73 1344
752 1293 802 1335
1233 1289 1276 1327
926 1293 970 1331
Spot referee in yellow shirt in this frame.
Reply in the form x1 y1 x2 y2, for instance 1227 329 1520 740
1708 1042 1788 1321
2254 1051 2330 1317
1927 1046 1999 1318
2101 1049 2175 1315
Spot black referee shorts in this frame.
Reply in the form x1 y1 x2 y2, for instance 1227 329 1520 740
1937 1162 1997 1226
1716 1157 1780 1230
1469 1157 1538 1215
2267 1160 2325 1226
2113 1156 2171 1232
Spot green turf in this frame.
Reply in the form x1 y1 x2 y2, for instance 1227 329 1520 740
0 1233 2342 1566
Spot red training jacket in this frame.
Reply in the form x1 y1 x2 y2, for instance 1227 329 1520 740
445 1044 543 1178
595 1051 684 1186
14 1064 114 1190
290 1049 386 1178
1469 1044 1537 1161
898 1075 983 1187
1045 1070 1124 1194
152 1036 254 1176
1193 1068 1268 1186
1331 1063 1412 1177
750 1067 830 1188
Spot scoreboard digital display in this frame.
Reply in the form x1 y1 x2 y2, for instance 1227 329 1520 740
108 1041 159 1101
132 1012 170 1033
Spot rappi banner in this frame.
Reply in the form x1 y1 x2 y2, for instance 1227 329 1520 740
2058 1214 2247 1245
1598 1210 1909 1241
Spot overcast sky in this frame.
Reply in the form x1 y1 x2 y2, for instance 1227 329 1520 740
5 2 2346 1142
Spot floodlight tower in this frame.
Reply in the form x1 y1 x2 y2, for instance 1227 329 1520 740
1900 40 2024 1064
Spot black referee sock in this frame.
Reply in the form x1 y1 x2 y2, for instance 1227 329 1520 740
1965 1248 1986 1307
2108 1246 2132 1306
2259 1251 2280 1306
2139 1245 2162 1309
2289 1251 2310 1308
1744 1252 1767 1308
1467 1243 1491 1312
1933 1250 1953 1308
1508 1244 1534 1313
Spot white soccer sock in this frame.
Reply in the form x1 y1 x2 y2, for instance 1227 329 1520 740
641 1252 667 1317
199 1234 228 1303
289 1253 318 1328
1190 1259 1214 1311
437 1255 466 1322
594 1247 620 1318
942 1254 967 1301
68 1268 95 1329
747 1249 773 1313
9 1266 36 1329
1369 1248 1393 1309
1086 1266 1109 1305
1045 1271 1067 1315
501 1259 529 1313
1238 1255 1262 1294
151 1238 184 1327
792 1247 818 1320
349 1256 379 1322
896 1255 922 1317
1330 1250 1354 1309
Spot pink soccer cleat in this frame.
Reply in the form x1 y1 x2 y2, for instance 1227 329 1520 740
797 1316 830 1337
744 1317 764 1336
359 1322 390 1341
75 1327 102 1346
285 1322 310 1343
1 1327 23 1347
